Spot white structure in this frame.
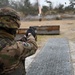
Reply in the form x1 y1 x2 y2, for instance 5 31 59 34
37 0 42 21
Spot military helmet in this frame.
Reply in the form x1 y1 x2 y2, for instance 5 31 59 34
0 7 20 29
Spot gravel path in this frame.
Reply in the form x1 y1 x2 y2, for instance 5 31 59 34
26 38 73 75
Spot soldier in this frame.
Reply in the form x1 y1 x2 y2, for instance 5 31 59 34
0 7 38 75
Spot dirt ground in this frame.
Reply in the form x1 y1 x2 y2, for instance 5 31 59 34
20 20 75 74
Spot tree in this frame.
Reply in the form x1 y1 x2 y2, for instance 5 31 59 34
69 0 75 9
69 0 75 2
10 0 33 15
55 4 64 13
0 0 9 8
20 0 32 15
32 1 39 15
42 6 49 15
10 1 19 10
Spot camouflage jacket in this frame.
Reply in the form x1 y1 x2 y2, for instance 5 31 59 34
0 30 38 74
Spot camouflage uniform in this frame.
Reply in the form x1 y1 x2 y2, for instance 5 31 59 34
0 7 38 75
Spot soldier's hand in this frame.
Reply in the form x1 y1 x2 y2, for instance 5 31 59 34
17 35 27 42
26 27 37 41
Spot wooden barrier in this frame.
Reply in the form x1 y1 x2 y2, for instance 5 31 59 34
17 28 27 34
17 25 60 35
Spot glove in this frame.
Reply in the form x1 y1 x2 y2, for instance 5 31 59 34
26 27 37 41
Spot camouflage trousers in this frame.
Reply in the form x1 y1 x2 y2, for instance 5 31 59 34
4 60 26 75
4 65 26 75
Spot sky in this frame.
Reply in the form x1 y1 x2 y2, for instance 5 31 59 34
29 0 70 7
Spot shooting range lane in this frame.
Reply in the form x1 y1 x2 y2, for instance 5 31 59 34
26 38 74 75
